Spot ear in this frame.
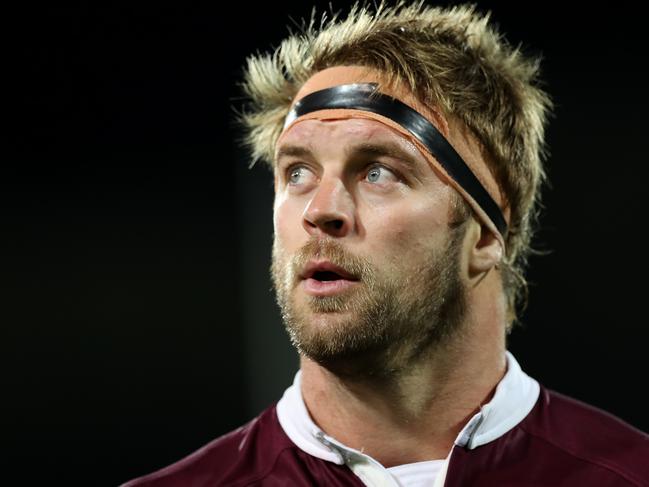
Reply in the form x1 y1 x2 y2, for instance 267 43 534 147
467 220 503 277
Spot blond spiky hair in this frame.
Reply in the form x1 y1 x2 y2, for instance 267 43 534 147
238 1 553 326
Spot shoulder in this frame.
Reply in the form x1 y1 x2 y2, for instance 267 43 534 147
120 405 295 487
521 386 649 486
120 403 363 487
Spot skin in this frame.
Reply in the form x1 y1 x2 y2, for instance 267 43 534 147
273 116 507 467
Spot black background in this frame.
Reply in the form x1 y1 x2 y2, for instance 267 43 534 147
4 1 648 485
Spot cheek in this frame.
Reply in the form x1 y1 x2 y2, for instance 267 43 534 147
362 197 449 265
273 194 305 248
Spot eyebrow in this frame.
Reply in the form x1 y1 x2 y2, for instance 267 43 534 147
276 141 425 172
347 142 423 171
276 145 312 163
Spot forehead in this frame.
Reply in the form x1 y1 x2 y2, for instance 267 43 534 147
276 117 428 164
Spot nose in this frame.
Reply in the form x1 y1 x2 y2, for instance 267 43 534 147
302 177 354 238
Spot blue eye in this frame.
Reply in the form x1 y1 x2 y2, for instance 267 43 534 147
288 167 304 184
287 165 317 187
365 165 397 184
289 166 307 184
367 167 382 183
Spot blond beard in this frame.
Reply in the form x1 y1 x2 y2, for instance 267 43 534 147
271 229 467 379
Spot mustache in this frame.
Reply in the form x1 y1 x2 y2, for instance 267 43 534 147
291 238 373 283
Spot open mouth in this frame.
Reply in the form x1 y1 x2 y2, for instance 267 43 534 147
311 270 350 281
300 261 359 296
302 261 358 281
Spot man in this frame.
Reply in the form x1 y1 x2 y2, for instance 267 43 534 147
123 2 649 486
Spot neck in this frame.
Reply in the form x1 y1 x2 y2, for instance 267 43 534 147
299 276 507 467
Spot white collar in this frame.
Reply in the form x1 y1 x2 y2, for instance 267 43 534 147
276 351 539 485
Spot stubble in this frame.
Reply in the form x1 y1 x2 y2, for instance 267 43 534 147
271 227 467 379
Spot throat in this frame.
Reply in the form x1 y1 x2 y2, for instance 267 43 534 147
300 358 457 466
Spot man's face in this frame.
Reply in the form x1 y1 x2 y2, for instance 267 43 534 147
271 118 468 377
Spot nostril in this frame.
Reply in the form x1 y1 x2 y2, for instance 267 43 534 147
302 211 349 236
329 220 344 230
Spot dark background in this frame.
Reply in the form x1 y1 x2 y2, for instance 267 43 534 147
4 1 647 485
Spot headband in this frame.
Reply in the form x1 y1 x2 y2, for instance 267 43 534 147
277 66 510 250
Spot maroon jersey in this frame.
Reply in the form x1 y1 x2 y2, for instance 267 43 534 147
122 386 649 486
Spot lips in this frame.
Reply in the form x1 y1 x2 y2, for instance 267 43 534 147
299 261 360 297
300 261 359 282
